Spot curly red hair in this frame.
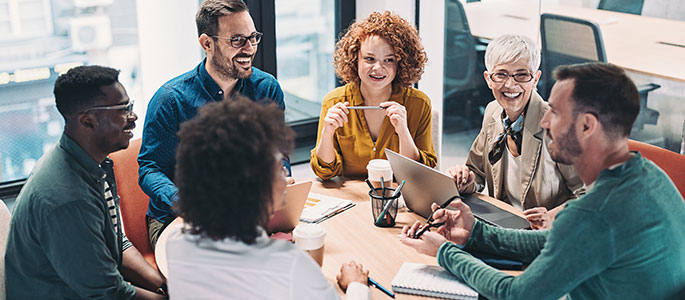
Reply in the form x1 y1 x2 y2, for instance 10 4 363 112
334 11 427 88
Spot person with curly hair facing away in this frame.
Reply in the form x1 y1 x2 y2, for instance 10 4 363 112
310 11 437 180
164 96 371 299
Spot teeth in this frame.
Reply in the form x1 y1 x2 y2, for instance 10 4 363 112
236 58 251 63
370 75 385 79
503 92 521 98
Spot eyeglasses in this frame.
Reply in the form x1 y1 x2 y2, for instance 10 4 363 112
489 72 534 83
80 100 135 118
212 32 263 48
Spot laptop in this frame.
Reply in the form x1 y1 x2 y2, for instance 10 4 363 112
267 180 313 233
385 149 530 229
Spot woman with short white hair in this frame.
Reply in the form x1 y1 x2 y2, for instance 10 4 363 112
447 34 584 229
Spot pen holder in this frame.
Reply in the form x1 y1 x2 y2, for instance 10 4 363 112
369 187 399 227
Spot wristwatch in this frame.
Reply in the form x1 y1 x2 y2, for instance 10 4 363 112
156 282 167 295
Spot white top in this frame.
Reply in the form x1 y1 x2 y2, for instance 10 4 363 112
503 147 523 211
165 225 369 300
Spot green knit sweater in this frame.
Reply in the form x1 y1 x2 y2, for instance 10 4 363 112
437 153 685 299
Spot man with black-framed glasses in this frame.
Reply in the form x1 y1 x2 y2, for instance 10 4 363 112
138 0 291 250
5 65 167 299
445 34 584 230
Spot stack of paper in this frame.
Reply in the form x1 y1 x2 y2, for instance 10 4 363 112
300 193 354 223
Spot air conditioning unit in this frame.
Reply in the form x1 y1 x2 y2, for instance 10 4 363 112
69 15 112 52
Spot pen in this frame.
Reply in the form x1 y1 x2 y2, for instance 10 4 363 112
368 276 395 298
348 106 384 110
413 195 462 239
374 180 405 225
366 179 379 196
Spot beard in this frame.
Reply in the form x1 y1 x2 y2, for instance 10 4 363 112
548 122 582 165
210 45 253 80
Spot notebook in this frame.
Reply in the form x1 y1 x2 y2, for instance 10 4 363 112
391 262 478 300
299 193 355 223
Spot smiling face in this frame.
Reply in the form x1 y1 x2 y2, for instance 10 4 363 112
90 82 137 155
357 35 397 92
540 79 582 164
484 58 541 121
209 11 257 80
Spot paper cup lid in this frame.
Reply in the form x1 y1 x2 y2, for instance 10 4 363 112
293 224 325 250
366 159 391 171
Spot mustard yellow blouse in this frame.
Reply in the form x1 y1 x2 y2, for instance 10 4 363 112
310 82 437 180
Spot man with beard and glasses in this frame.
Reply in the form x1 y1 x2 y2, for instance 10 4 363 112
138 0 290 250
5 66 167 299
399 63 685 299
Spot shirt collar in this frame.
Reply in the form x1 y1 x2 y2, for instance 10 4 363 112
59 133 107 180
585 152 640 191
199 59 231 100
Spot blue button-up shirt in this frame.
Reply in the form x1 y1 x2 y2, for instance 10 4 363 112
138 59 287 222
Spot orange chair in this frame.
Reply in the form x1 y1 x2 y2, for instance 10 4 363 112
110 138 157 269
628 139 685 198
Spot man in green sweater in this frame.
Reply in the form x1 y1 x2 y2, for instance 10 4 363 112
401 62 685 299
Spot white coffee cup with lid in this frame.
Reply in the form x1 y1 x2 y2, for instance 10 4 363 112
293 223 326 266
366 159 393 190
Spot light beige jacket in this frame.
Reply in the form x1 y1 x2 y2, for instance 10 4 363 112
464 92 584 210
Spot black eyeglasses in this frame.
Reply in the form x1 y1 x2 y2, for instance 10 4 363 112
489 72 534 83
80 100 135 118
212 32 263 48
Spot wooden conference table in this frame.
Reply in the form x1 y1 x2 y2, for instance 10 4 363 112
464 0 685 82
156 178 524 299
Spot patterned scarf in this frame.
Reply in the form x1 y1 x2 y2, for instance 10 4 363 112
488 111 525 164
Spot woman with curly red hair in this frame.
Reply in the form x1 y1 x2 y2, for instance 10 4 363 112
310 11 437 180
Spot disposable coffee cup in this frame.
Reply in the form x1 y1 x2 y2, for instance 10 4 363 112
367 159 393 190
293 224 326 267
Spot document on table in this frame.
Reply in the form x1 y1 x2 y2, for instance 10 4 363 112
300 193 355 224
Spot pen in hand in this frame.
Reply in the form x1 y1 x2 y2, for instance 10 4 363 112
413 195 462 239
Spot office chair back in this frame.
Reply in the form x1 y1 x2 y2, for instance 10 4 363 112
540 13 606 98
0 200 11 300
598 0 644 15
110 138 157 270
444 0 478 91
432 110 441 170
628 139 685 199
540 13 660 132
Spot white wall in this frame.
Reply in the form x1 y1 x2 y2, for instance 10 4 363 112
135 0 201 137
356 0 415 24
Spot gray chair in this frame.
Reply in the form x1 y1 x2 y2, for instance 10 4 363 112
443 0 490 131
540 13 660 132
598 0 644 15
0 199 11 300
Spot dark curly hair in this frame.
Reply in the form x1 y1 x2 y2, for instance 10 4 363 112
174 96 294 244
53 65 120 122
334 11 427 87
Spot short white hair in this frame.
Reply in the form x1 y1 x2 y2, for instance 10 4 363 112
484 34 540 73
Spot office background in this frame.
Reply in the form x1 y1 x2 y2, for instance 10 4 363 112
1 0 684 210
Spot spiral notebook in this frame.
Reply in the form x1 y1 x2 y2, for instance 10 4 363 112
391 263 478 300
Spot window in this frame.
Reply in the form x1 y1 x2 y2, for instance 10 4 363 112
0 0 142 184
274 0 336 163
